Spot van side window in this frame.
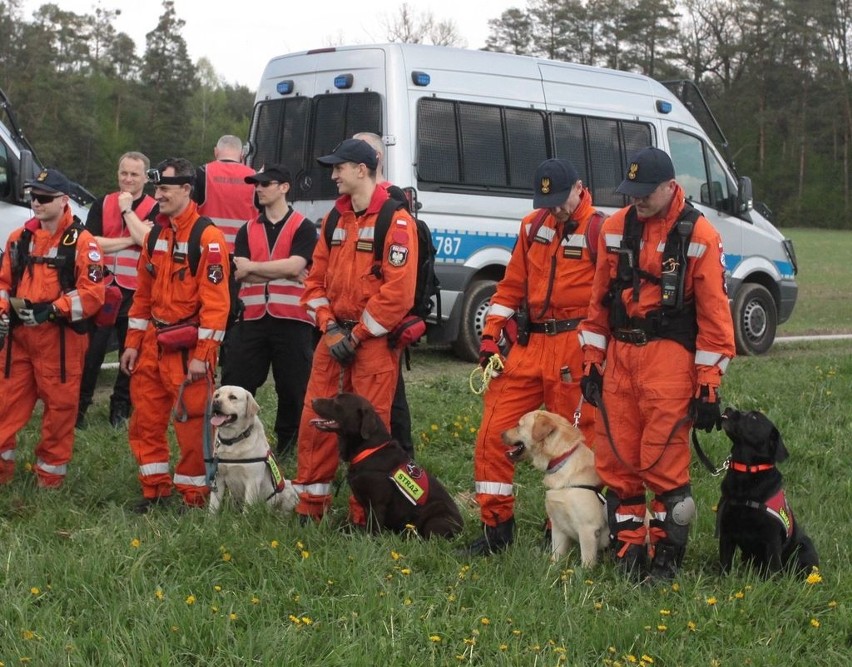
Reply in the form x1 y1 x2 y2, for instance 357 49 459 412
250 96 311 187
668 129 734 213
418 98 653 204
418 98 547 192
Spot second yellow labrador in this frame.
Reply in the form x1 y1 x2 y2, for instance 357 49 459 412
503 410 609 566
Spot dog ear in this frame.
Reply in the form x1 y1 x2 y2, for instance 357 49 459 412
530 412 556 442
359 406 380 440
771 427 789 463
245 392 260 419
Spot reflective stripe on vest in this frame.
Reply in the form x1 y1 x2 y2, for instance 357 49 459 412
240 212 313 324
102 192 156 290
197 161 256 253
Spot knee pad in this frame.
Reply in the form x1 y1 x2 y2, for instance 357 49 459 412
652 485 695 546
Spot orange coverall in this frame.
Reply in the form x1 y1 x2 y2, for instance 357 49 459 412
474 190 599 526
295 186 417 520
577 185 735 551
0 209 105 487
125 203 230 506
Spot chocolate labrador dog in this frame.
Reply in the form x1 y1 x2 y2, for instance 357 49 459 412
717 408 819 576
311 393 463 539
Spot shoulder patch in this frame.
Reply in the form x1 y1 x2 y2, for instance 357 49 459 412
88 265 104 283
207 242 222 264
388 244 409 267
207 264 224 284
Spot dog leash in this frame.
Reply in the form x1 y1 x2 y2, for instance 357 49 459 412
469 354 504 395
691 428 730 476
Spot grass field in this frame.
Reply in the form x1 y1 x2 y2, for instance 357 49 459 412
0 230 850 665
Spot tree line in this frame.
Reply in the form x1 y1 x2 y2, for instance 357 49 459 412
1 0 849 229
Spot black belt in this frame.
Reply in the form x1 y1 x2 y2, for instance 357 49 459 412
528 318 583 335
339 320 359 331
612 328 657 346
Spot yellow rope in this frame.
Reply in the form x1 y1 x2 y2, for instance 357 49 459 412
469 354 504 395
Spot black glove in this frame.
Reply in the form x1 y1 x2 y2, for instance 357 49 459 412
580 363 603 407
690 384 722 432
478 335 502 369
19 302 59 326
329 333 358 366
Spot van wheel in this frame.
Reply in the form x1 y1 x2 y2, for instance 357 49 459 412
733 283 777 356
452 279 497 362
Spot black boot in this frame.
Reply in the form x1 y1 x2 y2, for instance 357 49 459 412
606 490 648 581
460 517 515 557
75 404 89 430
614 542 647 581
109 399 131 429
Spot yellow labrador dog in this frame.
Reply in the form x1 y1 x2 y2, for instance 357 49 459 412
503 410 609 566
208 385 298 515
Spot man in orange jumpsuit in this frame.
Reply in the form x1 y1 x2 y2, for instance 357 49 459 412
578 147 735 580
294 138 417 524
194 134 256 253
120 158 230 513
463 158 600 556
0 169 105 488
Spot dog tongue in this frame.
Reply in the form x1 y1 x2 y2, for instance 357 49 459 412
210 414 228 427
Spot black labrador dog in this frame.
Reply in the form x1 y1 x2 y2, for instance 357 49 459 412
311 393 463 539
717 407 819 576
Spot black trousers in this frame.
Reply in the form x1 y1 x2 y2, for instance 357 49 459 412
78 287 133 409
221 315 314 452
391 364 413 455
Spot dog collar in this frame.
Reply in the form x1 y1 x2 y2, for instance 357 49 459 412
730 461 775 473
546 444 579 474
351 441 390 465
217 423 255 446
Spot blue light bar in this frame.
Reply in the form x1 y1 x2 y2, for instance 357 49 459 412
656 100 673 114
334 73 353 89
411 71 431 87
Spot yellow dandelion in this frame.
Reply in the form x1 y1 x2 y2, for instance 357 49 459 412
806 570 823 585
463 637 476 646
391 550 402 561
21 630 35 641
512 629 522 636
499 643 508 651
270 540 279 548
745 584 753 590
706 596 717 606
229 612 238 621
326 579 334 585
185 595 196 605
447 593 456 602
608 647 617 654
296 540 304 549
657 624 667 632
429 635 442 643
734 591 745 599
594 602 603 610
671 582 680 592
687 620 697 631
404 598 413 606
431 424 438 431
214 585 222 592
222 552 232 562
659 609 670 616
828 600 837 609
301 550 310 559
130 538 141 549
24 462 33 472
251 596 260 605
641 655 654 664
626 655 638 663
155 588 164 601
469 427 476 433
289 614 301 624
400 567 411 575
170 625 179 633
480 617 491 625
810 618 820 628
211 606 219 613
301 616 313 625
30 587 40 596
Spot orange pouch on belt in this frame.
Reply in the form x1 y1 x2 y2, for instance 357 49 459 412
94 285 123 327
156 322 198 352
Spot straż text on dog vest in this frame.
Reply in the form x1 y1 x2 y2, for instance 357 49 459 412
389 462 431 506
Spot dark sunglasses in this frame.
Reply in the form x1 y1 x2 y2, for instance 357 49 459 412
255 181 280 188
31 192 62 204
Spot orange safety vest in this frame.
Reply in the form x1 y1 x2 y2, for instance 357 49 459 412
102 192 157 290
240 212 313 324
197 161 256 253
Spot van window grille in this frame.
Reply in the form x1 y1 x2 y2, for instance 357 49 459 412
249 98 311 190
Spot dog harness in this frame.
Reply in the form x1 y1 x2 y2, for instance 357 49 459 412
214 448 289 501
716 463 795 542
348 442 432 506
544 446 606 503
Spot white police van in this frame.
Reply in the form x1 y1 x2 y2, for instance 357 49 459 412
247 44 798 359
0 88 91 248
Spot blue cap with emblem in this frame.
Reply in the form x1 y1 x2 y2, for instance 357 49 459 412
533 159 580 209
24 168 72 195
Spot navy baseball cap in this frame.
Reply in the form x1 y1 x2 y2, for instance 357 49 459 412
25 168 72 195
245 163 292 187
316 139 378 170
617 147 675 197
533 158 580 209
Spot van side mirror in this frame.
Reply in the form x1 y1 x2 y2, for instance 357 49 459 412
700 181 724 206
737 176 754 213
16 149 34 202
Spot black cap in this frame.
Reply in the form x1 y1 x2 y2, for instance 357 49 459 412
245 163 292 187
24 168 71 195
616 147 675 197
533 158 580 208
316 139 378 170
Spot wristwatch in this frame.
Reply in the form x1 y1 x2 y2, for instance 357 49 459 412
121 208 132 216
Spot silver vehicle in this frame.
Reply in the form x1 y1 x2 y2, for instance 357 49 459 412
1 88 91 247
248 44 798 358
